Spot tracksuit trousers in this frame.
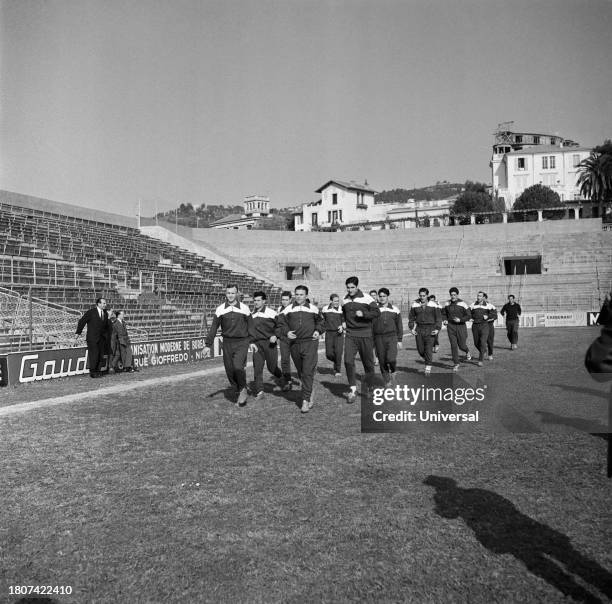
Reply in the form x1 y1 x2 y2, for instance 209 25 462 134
415 325 436 365
374 333 398 379
289 339 318 401
325 331 344 373
487 322 495 356
506 319 519 346
471 323 490 362
279 339 292 383
446 323 470 365
253 339 282 393
222 337 249 391
345 335 375 387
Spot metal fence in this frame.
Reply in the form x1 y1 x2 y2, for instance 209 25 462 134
0 286 148 353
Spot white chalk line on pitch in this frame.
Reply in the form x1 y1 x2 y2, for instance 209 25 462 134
0 363 230 418
0 341 339 418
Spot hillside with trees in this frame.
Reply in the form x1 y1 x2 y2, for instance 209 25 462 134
155 203 294 229
374 181 465 203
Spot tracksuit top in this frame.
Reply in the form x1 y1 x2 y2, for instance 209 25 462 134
500 303 522 321
443 299 471 324
342 290 380 337
277 305 292 341
373 303 403 342
277 301 324 343
322 304 344 332
205 301 253 347
251 306 279 341
469 302 497 324
408 300 443 331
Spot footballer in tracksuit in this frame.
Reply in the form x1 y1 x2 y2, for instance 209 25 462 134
428 295 442 352
500 295 522 349
251 291 283 397
408 287 442 375
483 293 498 360
442 287 472 371
469 292 497 366
277 291 294 389
342 276 381 402
204 285 256 406
372 288 403 383
322 294 344 375
276 285 323 413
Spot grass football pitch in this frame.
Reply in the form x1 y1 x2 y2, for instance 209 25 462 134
0 327 610 603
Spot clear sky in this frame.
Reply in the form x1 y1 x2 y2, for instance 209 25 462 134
1 0 611 215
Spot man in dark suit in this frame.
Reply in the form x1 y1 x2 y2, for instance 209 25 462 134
75 297 110 378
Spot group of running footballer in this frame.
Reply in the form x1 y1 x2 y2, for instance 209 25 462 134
202 277 522 413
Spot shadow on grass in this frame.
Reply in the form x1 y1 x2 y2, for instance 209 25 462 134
535 410 610 438
207 387 237 403
316 366 339 376
550 383 608 399
424 475 612 603
319 380 350 399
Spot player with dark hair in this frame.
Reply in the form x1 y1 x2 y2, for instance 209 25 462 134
322 293 344 376
442 287 472 371
428 294 442 353
204 284 256 406
483 293 498 360
277 290 294 389
343 276 380 403
469 291 495 367
373 288 403 383
369 289 380 365
251 291 283 398
276 285 323 413
500 294 522 349
409 287 442 375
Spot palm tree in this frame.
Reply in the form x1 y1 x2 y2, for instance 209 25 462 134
577 145 612 220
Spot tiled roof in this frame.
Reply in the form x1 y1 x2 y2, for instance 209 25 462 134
315 179 377 194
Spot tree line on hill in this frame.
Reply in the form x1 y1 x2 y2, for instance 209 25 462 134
156 203 294 229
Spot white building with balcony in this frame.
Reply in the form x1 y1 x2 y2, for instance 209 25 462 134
294 179 385 232
490 125 591 209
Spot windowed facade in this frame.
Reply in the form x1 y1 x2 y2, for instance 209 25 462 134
542 156 557 170
332 193 338 205
517 157 527 170
573 154 581 168
311 213 318 226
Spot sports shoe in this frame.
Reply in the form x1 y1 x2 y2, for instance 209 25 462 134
374 359 379 366
347 390 357 404
282 381 292 392
453 364 459 372
255 391 264 399
301 399 311 413
477 361 483 367
334 372 342 377
390 372 397 384
488 355 494 361
424 365 432 375
237 388 248 406
465 352 472 361
433 346 439 353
